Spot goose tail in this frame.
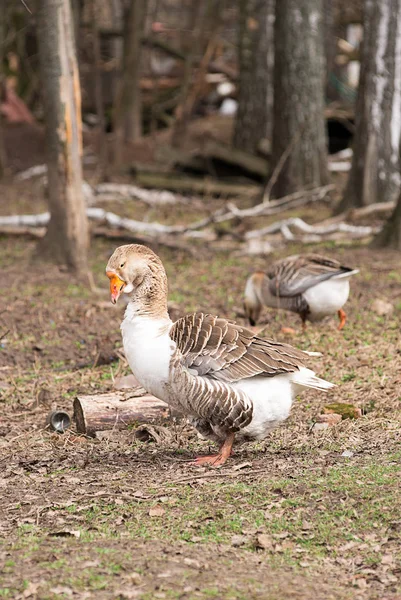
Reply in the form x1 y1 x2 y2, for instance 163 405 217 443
291 367 335 391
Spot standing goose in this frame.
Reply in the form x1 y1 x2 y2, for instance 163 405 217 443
244 254 359 331
106 244 334 467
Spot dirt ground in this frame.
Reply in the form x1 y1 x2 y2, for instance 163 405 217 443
0 173 401 599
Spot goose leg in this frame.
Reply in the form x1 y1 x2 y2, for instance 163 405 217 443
192 433 235 467
281 314 305 335
338 309 346 330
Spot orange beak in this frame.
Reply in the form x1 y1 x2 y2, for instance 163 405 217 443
106 271 126 304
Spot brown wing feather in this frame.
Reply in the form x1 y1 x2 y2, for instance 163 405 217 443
267 253 355 298
170 312 307 382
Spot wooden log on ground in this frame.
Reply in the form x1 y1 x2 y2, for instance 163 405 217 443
73 391 173 437
135 172 260 198
200 139 269 178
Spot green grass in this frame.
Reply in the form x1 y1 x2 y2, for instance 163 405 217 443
8 452 401 556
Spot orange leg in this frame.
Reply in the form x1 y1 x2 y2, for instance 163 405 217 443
338 309 346 330
280 326 296 335
192 433 235 467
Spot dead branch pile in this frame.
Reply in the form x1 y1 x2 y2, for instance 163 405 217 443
2 177 392 249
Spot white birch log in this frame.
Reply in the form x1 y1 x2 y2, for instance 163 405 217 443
245 217 379 240
0 209 212 239
217 184 335 221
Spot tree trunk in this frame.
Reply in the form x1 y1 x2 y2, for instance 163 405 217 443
233 0 275 154
70 0 82 52
91 0 107 178
171 1 209 148
323 0 335 90
271 0 329 197
373 189 401 249
37 0 89 273
113 0 147 160
0 1 6 178
341 0 401 210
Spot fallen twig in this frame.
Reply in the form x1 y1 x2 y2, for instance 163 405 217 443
0 329 10 342
219 184 335 221
262 128 304 203
0 185 388 247
15 164 47 181
346 201 395 219
245 216 379 241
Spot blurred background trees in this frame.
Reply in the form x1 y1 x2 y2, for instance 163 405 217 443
1 0 401 264
341 0 401 211
233 0 274 154
271 0 328 198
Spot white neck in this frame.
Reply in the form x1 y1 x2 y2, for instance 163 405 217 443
121 305 174 400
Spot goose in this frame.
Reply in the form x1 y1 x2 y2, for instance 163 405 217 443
106 244 334 467
244 254 359 331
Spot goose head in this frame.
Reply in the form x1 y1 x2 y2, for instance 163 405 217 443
105 244 168 308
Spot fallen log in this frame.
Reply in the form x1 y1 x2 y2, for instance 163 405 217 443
153 145 207 172
135 172 260 198
220 185 334 221
73 391 173 437
347 201 395 219
245 216 379 241
0 208 213 238
0 225 45 238
199 139 268 178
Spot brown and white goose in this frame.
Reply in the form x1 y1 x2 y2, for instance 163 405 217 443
106 245 334 466
244 254 359 331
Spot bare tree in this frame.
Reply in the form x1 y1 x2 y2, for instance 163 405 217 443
374 189 401 249
91 0 107 177
0 1 6 178
323 0 335 89
271 0 328 197
113 0 147 161
341 0 401 210
233 0 275 154
171 1 215 148
37 0 89 273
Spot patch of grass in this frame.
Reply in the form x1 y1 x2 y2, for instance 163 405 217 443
15 453 398 566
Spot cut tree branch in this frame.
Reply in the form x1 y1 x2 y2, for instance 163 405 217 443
245 217 379 240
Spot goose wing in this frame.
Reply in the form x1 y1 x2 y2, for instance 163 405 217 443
169 312 307 383
267 254 355 297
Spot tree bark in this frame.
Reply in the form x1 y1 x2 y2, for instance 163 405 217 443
323 0 335 90
373 189 401 249
37 0 89 273
341 0 401 210
113 0 147 160
91 0 107 178
0 1 6 178
74 392 171 437
271 0 329 197
171 1 207 147
233 0 275 153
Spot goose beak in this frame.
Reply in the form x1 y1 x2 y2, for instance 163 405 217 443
106 271 126 304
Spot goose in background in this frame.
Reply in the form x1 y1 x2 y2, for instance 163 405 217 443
244 254 359 331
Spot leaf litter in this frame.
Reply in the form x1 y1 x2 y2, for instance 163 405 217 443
0 209 401 598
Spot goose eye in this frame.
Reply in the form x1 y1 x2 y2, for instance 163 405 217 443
120 262 125 268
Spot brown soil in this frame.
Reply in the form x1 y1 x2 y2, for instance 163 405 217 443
0 179 401 599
